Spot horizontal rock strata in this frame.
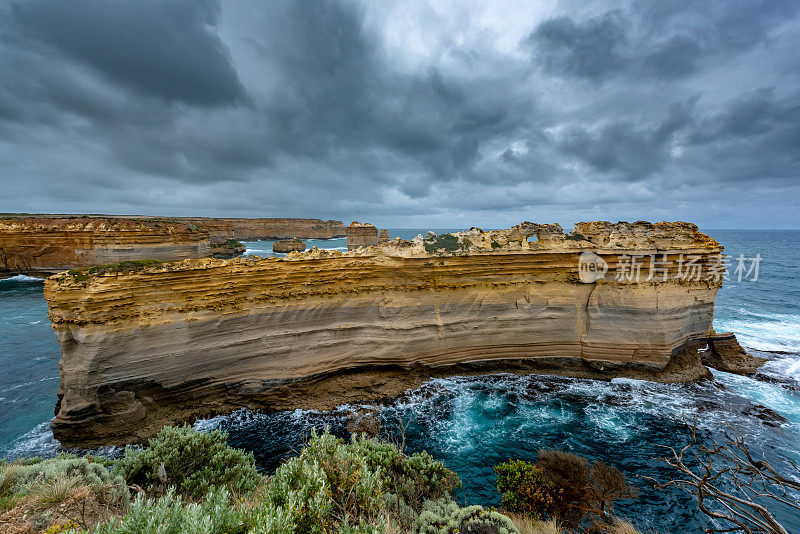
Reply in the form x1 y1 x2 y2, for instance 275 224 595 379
179 217 346 241
0 214 345 274
45 221 731 446
273 239 306 253
0 216 210 275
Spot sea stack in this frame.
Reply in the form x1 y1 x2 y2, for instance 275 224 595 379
44 220 747 447
346 221 390 250
273 238 306 253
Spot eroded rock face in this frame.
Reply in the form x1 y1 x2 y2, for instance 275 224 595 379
45 221 728 446
178 217 346 241
0 216 210 274
703 332 766 374
273 239 306 253
0 215 345 274
210 239 246 259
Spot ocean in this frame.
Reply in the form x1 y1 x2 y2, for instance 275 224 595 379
1 229 799 531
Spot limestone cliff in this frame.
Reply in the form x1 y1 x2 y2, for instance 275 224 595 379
178 217 346 241
0 214 345 274
45 221 731 446
0 216 210 275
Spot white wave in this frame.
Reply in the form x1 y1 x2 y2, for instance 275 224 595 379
2 422 61 460
0 274 43 283
712 369 800 424
715 313 800 353
760 354 800 384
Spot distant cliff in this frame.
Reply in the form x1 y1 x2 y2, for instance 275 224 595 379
0 214 345 274
177 217 346 241
44 220 746 447
0 216 210 275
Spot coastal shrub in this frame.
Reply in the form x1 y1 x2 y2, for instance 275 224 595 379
117 425 260 500
352 435 459 521
494 460 555 519
0 456 128 532
77 487 248 534
261 429 385 532
414 498 519 534
0 454 126 502
424 234 464 254
495 451 637 527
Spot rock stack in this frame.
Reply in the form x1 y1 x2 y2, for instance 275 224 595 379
273 238 306 253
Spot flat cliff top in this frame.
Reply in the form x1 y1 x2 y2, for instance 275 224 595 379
0 213 344 225
0 215 207 237
47 220 721 287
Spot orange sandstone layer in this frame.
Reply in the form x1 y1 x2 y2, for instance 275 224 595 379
0 216 210 275
177 217 346 241
45 221 735 446
0 214 346 274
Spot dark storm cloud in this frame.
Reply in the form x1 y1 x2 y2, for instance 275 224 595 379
527 1 800 82
8 0 245 106
0 0 799 228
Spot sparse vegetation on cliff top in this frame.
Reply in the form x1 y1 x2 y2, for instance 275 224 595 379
0 426 646 534
62 260 165 283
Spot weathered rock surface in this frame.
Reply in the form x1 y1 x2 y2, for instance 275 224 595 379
210 239 246 259
273 239 306 253
702 332 766 374
0 216 210 275
45 221 734 446
0 214 345 274
346 221 390 250
179 217 345 241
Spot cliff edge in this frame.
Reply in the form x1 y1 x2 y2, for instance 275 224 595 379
45 221 735 446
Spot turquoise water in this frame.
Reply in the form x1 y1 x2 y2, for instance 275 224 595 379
1 229 799 531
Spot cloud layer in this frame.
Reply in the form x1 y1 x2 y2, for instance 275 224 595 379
1 0 799 229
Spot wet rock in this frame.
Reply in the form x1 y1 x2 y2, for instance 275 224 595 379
702 333 766 375
742 404 787 427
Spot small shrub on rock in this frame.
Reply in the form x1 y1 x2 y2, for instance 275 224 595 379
353 437 459 512
494 460 554 519
495 451 637 528
78 487 248 534
414 498 519 534
117 425 260 500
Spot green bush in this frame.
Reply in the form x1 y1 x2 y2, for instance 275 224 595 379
77 487 248 534
117 425 260 500
414 498 519 534
0 454 127 506
494 460 554 519
424 234 465 254
495 451 637 528
260 429 385 533
352 438 459 513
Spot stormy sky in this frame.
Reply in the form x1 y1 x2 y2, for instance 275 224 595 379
1 1 799 229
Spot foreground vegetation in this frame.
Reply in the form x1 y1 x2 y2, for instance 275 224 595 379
0 425 644 533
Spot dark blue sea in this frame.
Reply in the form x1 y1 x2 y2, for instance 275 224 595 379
2 229 799 532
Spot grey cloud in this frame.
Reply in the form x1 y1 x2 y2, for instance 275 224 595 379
0 0 799 229
8 0 246 107
528 1 799 83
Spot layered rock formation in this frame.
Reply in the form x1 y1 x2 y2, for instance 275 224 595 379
273 239 306 253
209 239 246 259
45 221 741 446
346 221 389 250
0 216 210 275
0 214 345 274
179 217 345 241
